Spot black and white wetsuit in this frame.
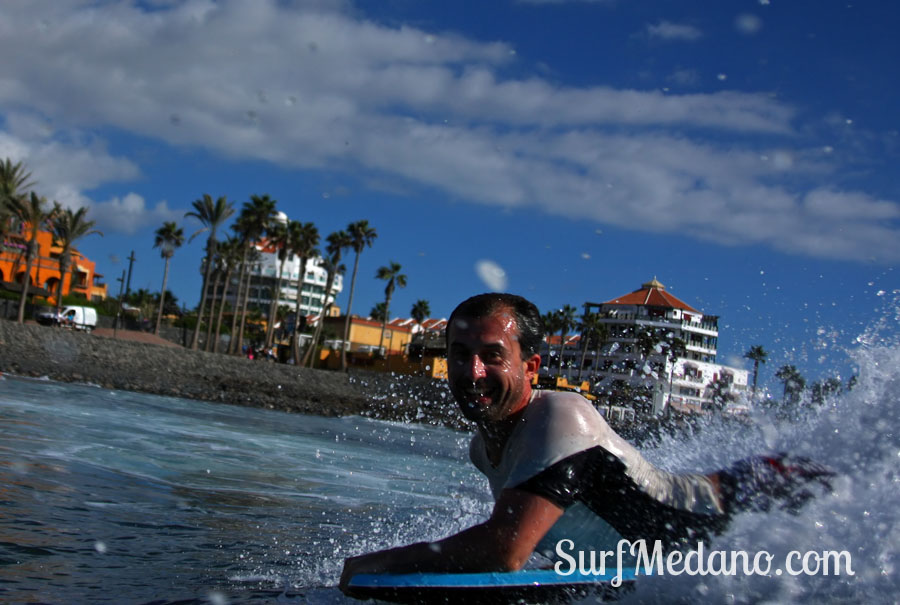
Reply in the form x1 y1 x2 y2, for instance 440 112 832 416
470 390 727 556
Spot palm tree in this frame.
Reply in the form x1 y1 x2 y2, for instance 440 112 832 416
212 236 240 353
233 195 277 355
287 221 320 365
227 215 253 353
410 299 430 329
811 377 842 406
744 345 768 398
230 245 261 353
0 203 11 252
203 249 226 351
304 232 350 367
410 298 431 370
375 261 407 356
6 192 55 323
52 205 102 318
152 221 184 335
541 310 562 375
185 194 235 350
590 325 611 375
556 304 578 377
775 364 806 407
0 158 35 207
128 287 154 316
369 301 387 321
576 310 605 381
341 220 377 371
264 219 290 349
662 335 686 410
0 158 36 295
635 326 668 381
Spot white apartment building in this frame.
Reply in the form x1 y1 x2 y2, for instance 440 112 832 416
214 213 343 322
546 278 748 415
246 249 343 320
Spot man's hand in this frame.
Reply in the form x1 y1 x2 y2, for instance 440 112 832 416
340 549 400 595
718 453 835 514
338 489 564 594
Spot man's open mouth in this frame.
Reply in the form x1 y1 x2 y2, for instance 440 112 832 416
461 384 493 405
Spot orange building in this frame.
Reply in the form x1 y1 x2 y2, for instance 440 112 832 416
322 314 414 355
0 222 107 303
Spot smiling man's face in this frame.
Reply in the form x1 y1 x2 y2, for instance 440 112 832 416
447 309 538 425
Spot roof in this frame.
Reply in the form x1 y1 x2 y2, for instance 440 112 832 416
602 278 699 313
545 333 581 346
420 318 448 332
387 317 448 332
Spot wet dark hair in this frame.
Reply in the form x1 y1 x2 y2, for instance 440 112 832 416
447 293 544 359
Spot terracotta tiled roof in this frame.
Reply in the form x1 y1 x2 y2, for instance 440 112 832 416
421 318 448 331
545 334 581 346
603 278 699 313
384 317 448 331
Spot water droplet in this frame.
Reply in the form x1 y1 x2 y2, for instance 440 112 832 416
205 590 229 605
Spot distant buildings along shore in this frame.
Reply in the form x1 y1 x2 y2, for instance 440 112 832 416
544 278 749 416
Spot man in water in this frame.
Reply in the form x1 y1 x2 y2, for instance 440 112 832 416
340 293 831 591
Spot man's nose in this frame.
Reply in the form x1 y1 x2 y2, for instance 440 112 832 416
464 355 487 381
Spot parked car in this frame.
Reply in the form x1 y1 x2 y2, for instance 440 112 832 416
36 305 98 332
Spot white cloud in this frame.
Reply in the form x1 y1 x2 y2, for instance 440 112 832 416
90 193 180 235
0 1 895 261
0 115 173 234
645 21 703 42
475 260 509 291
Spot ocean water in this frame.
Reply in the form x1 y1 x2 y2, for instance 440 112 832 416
0 376 490 604
1 334 897 603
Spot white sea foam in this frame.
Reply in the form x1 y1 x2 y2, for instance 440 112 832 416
618 342 900 604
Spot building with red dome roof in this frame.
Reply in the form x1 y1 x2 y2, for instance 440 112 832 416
546 278 748 415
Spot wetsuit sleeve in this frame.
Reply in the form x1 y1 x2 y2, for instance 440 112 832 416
513 448 599 509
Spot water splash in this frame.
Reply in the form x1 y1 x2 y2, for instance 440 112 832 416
618 337 899 603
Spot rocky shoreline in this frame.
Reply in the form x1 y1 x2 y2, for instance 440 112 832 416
0 321 469 430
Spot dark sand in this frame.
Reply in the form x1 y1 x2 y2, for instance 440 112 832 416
0 320 467 430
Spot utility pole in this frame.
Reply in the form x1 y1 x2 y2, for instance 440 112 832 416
125 250 137 297
114 270 126 339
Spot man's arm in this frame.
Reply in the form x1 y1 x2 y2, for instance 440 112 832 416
339 488 563 592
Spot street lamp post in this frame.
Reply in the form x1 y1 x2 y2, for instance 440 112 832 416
113 270 126 339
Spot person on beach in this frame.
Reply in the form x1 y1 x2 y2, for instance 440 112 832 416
340 293 832 591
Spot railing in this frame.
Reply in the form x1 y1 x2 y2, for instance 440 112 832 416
675 374 705 383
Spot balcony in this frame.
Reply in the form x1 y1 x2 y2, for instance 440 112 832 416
675 373 705 384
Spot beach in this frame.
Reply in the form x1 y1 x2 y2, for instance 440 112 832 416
0 320 467 430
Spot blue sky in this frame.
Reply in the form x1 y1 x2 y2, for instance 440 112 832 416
1 0 898 390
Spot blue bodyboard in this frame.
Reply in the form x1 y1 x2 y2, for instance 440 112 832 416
347 567 640 603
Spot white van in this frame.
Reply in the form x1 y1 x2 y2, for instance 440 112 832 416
37 305 98 332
